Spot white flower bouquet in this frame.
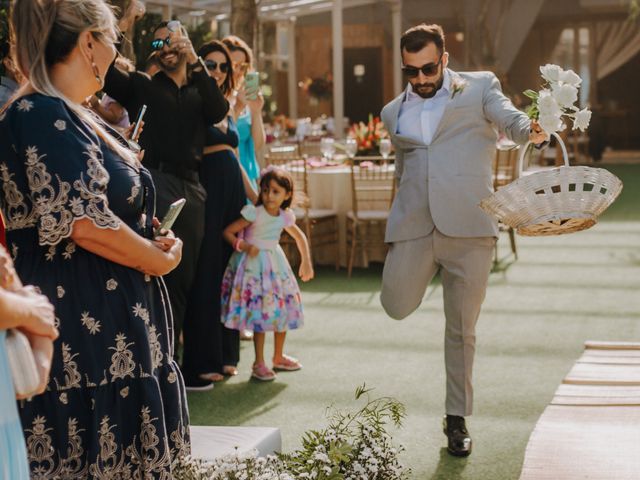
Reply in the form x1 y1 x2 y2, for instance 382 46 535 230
173 385 411 480
479 64 623 236
523 64 592 135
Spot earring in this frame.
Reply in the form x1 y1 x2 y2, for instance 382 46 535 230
89 55 103 87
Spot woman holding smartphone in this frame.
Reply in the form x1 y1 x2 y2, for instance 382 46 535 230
2 0 189 476
181 40 249 389
223 36 266 191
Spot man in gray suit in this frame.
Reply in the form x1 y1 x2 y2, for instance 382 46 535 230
380 24 546 457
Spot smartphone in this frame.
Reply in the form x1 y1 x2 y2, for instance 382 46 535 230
131 104 147 141
155 198 186 236
244 72 260 100
167 20 181 33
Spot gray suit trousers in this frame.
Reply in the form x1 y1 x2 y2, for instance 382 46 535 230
380 229 495 417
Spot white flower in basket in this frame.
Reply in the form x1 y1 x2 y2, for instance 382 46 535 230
479 64 623 236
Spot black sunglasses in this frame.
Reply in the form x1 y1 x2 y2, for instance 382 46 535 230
402 56 443 78
151 37 171 51
204 59 229 73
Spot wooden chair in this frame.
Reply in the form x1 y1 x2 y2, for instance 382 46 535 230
493 146 519 264
299 138 322 157
346 157 396 277
567 129 590 164
265 154 340 269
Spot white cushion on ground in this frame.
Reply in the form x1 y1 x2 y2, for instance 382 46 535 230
189 426 282 460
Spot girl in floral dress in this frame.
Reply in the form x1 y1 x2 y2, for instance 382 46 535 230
221 167 314 381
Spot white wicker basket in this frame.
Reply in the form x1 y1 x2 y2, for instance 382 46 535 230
479 132 623 236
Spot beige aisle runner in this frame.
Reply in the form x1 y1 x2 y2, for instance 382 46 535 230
520 341 640 479
519 405 640 480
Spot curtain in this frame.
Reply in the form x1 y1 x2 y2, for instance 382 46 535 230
595 20 640 80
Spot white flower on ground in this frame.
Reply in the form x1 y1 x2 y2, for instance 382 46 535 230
573 108 592 131
540 64 563 83
313 452 330 463
559 68 582 86
551 83 579 108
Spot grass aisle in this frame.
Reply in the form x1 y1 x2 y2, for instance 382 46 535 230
187 165 640 479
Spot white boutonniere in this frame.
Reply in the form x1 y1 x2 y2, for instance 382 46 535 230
450 79 467 100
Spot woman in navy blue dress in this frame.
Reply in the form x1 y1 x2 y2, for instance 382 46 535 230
182 41 251 389
0 1 189 476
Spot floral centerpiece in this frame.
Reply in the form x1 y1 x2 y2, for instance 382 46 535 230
299 75 333 101
523 64 591 134
272 114 297 136
173 385 411 480
349 114 389 155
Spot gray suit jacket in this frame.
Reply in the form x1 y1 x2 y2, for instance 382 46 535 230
381 69 531 242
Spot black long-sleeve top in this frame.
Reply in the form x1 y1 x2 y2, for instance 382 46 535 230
104 63 229 173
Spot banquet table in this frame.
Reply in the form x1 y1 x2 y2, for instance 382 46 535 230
301 163 394 268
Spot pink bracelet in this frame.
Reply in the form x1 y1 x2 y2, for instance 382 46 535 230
233 238 244 252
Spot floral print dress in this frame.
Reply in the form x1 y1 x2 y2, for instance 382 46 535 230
221 204 304 333
0 94 189 479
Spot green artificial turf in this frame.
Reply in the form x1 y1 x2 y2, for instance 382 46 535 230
187 164 640 479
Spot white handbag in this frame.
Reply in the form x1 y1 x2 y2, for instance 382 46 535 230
5 328 40 397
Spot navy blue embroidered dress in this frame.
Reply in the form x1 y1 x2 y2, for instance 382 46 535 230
182 117 246 378
0 94 189 478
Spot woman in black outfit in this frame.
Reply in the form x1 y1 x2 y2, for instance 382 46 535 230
182 41 252 390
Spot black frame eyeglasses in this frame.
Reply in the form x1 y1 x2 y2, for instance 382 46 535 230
151 37 171 51
204 60 230 73
401 56 443 78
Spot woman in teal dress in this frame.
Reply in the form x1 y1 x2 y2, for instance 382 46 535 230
0 245 58 480
223 36 266 191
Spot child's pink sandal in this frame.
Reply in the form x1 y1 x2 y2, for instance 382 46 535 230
252 362 276 381
273 355 302 372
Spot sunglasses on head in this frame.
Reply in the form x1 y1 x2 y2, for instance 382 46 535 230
402 56 443 78
151 37 171 51
204 59 229 73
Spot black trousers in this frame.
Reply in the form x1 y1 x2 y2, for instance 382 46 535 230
149 168 206 356
181 153 245 378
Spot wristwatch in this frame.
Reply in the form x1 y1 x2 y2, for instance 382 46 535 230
188 56 207 73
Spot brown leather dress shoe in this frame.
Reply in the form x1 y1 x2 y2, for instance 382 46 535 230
443 415 472 457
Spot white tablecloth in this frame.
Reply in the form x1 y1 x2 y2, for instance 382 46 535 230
304 165 390 268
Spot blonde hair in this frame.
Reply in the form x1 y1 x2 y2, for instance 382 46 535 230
11 0 137 165
222 35 254 69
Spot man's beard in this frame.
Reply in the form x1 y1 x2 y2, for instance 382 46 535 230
412 74 444 99
158 50 185 72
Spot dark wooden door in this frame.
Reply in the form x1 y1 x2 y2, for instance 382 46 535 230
343 47 384 124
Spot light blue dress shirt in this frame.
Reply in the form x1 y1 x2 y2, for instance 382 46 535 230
0 76 19 108
397 69 451 145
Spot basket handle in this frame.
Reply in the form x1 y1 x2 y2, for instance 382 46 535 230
517 131 569 176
